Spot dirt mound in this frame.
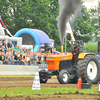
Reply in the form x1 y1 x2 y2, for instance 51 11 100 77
0 93 99 100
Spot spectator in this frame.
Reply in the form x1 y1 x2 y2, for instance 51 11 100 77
43 53 47 64
1 45 5 52
33 52 38 65
14 52 19 65
3 40 7 50
4 54 9 64
30 52 33 65
1 42 49 65
41 54 44 64
7 48 11 56
19 51 25 65
17 45 21 51
8 53 14 65
25 54 30 65
0 40 2 48
22 49 25 56
14 45 17 50
17 51 20 58
23 48 26 53
11 49 13 56
13 49 17 56
0 48 2 51
32 51 35 65
11 47 14 51
7 39 13 48
19 52 22 61
20 49 24 56
11 54 14 65
0 51 2 64
37 53 42 64
1 51 5 64
53 48 59 55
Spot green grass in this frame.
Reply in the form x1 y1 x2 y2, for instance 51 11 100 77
0 75 34 77
0 87 99 97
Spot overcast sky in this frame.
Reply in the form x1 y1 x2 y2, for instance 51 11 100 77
83 0 98 9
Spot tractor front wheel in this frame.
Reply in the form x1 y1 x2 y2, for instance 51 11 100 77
58 70 69 84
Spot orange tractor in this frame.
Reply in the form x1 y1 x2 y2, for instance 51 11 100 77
39 41 100 84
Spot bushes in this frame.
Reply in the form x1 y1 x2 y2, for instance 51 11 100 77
56 42 71 52
83 42 98 55
56 42 98 55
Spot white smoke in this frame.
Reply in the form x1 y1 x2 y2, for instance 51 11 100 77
82 0 96 3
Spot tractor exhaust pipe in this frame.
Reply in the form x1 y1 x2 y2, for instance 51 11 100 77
61 45 63 54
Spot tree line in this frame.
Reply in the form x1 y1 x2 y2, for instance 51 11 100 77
0 0 100 51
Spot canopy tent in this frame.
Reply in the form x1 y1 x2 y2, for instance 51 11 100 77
14 28 51 52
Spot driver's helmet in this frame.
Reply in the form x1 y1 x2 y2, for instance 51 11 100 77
73 42 77 47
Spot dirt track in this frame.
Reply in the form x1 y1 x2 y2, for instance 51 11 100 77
0 77 98 88
0 77 100 100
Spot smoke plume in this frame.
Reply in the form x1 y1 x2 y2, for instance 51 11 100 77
57 0 96 46
82 0 95 3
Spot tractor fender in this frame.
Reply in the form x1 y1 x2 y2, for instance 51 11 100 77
78 53 95 59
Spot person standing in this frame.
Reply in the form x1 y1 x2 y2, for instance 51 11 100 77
7 39 13 48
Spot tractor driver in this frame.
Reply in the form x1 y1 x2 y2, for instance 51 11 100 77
72 44 79 67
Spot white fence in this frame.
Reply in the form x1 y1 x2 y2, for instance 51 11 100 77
0 65 39 75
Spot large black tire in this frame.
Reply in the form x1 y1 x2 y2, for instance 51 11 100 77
76 55 100 84
58 70 69 84
40 79 47 83
68 74 77 83
57 75 60 83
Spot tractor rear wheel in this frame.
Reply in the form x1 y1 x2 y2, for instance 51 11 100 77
58 70 69 84
76 55 100 84
68 74 77 83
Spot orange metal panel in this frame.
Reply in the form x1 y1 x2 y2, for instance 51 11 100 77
47 53 73 70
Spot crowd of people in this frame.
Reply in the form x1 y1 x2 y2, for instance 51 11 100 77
0 39 48 65
0 39 80 66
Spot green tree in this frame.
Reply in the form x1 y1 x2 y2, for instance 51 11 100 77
83 42 98 55
71 5 95 42
89 1 100 42
56 41 71 52
0 0 60 46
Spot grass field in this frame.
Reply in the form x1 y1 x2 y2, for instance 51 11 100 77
0 87 99 97
0 76 99 99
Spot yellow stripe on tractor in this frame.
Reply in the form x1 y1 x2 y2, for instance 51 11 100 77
78 53 95 59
